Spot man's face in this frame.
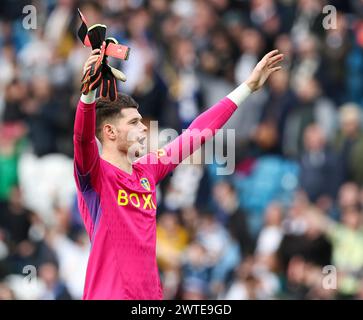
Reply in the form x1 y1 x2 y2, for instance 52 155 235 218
303 125 325 152
112 108 148 158
342 119 359 137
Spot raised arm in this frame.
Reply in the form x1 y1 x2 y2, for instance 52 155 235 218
139 50 284 183
73 49 101 176
174 49 284 153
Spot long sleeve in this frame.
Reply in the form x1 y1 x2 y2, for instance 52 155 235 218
73 92 101 191
137 96 243 184
164 82 252 167
165 97 238 164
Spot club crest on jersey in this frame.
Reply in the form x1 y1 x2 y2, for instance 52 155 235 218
140 177 150 191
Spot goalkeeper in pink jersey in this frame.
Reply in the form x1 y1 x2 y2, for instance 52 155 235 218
74 47 283 300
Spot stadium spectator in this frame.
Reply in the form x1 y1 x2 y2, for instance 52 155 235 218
334 103 363 185
299 124 341 202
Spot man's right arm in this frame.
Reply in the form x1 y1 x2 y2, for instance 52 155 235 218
73 90 100 177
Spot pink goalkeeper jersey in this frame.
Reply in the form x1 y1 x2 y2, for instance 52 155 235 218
73 96 238 300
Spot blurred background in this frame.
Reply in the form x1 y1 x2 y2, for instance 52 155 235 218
1 0 363 300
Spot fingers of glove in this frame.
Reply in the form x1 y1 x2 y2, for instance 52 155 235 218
110 67 127 82
106 80 111 100
81 68 91 83
90 57 102 78
83 54 99 74
109 78 117 101
89 61 98 78
100 78 108 98
87 24 107 50
89 43 106 78
81 82 89 94
99 78 104 98
89 71 103 91
99 41 106 62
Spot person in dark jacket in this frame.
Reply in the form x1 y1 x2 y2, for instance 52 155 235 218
299 124 341 203
212 180 255 256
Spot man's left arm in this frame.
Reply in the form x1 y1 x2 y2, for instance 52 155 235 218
139 50 284 183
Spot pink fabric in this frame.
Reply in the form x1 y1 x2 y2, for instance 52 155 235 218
73 97 237 299
136 97 237 183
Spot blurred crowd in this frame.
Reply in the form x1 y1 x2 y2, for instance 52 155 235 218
1 0 363 300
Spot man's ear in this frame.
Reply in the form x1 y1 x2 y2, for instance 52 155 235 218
103 124 116 141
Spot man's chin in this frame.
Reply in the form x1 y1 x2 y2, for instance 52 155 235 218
134 145 147 158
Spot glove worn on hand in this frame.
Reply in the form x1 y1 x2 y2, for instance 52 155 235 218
81 45 105 93
78 9 129 100
98 37 127 101
80 24 107 94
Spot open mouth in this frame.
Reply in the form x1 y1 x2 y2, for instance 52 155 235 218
138 137 146 145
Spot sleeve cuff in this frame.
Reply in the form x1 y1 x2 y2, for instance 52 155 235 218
81 90 97 104
226 82 252 107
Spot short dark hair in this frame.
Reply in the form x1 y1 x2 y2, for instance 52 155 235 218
95 93 139 142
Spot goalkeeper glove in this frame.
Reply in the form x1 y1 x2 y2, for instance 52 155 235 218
98 37 127 101
80 24 107 94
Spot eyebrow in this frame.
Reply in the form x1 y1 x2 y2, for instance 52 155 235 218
128 116 142 124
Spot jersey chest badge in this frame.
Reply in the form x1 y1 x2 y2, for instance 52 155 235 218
140 177 151 191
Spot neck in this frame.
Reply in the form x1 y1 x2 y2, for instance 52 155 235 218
101 146 133 174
